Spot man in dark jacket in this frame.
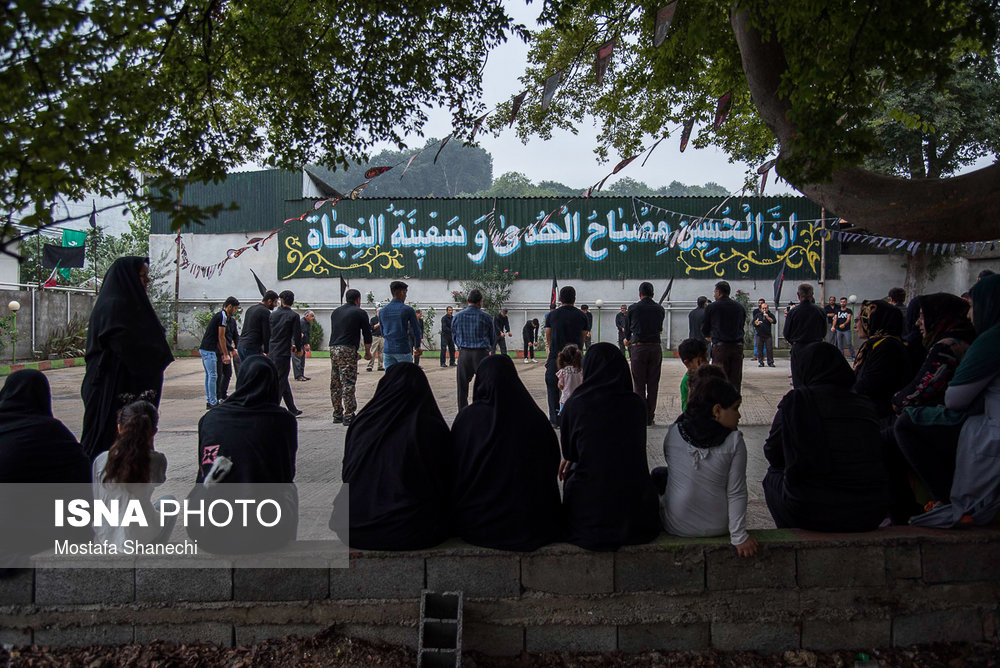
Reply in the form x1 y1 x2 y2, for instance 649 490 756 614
702 281 746 391
493 308 511 354
688 296 709 344
580 305 593 349
269 290 304 416
615 304 629 355
439 306 456 367
238 290 278 359
366 307 383 372
328 289 372 425
292 310 315 381
217 310 240 401
783 283 827 387
625 282 665 425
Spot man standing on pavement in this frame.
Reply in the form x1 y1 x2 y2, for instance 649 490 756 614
199 296 239 410
439 306 456 367
238 290 278 360
292 310 315 381
753 302 776 367
823 296 838 344
493 308 512 355
410 309 427 366
833 297 855 359
702 280 746 391
451 289 496 409
366 307 383 372
379 281 422 368
625 282 665 426
615 304 629 355
545 286 589 427
580 305 593 349
269 290 304 416
217 309 240 401
328 289 372 425
688 296 709 344
783 283 827 387
751 298 766 361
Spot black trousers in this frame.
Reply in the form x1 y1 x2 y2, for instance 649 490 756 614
762 467 796 528
544 356 560 424
756 335 774 365
618 333 627 356
440 333 455 366
216 355 233 399
894 410 962 502
495 334 508 355
456 347 489 409
630 343 662 421
523 337 535 359
711 342 744 392
272 355 298 411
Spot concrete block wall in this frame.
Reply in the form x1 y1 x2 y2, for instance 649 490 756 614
1 527 998 654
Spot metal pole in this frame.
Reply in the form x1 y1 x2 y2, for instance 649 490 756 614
819 208 827 303
173 232 181 348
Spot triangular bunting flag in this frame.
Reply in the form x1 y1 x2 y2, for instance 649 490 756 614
713 92 733 129
364 166 392 179
612 155 638 174
758 169 768 196
773 259 787 309
653 2 678 48
757 159 777 174
349 181 371 199
541 70 562 111
400 152 420 179
249 269 268 297
594 38 616 85
509 91 527 126
340 274 348 304
550 272 558 310
469 113 490 141
433 135 452 164
642 136 667 167
680 118 694 152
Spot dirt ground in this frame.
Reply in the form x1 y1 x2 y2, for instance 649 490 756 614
2 630 998 667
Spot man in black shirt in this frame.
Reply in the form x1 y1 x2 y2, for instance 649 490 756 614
238 290 278 359
439 306 455 367
783 283 827 387
493 308 511 354
834 297 855 359
615 304 629 355
753 301 776 367
217 311 240 401
702 280 747 391
823 296 837 344
545 286 589 427
328 289 373 425
292 310 315 381
625 282 666 425
269 290 303 416
199 296 239 409
366 307 383 372
688 296 709 344
580 305 593 349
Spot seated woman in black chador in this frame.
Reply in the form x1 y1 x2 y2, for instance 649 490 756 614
330 363 452 550
853 299 911 423
190 355 299 553
451 354 562 551
763 342 888 532
559 343 660 551
0 370 91 571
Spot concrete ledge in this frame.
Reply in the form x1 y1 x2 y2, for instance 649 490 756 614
2 526 999 653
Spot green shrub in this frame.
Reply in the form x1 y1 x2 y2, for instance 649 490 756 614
40 315 88 359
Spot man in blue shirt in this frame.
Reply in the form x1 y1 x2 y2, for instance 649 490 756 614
451 289 496 409
379 281 422 368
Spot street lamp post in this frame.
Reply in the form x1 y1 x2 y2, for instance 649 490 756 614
7 300 20 365
594 299 604 343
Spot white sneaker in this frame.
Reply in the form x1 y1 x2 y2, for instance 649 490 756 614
523 358 530 364
531 358 538 364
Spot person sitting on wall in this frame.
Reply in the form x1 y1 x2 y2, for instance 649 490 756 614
762 342 888 532
852 299 911 425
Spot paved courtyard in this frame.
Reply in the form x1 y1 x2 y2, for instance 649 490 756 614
40 353 795 531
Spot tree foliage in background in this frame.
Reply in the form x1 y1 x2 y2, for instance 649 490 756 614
507 0 1000 241
475 171 728 197
1 0 525 251
452 267 519 315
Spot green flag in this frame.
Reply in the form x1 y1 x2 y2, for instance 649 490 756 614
61 229 88 278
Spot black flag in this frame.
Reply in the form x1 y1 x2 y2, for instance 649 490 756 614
773 259 787 309
42 244 85 269
658 277 674 305
340 274 348 304
89 200 97 230
550 272 558 310
249 268 268 297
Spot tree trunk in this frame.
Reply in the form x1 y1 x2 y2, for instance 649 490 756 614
903 252 931 300
731 9 1000 243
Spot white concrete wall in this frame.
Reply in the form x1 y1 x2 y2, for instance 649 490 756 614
152 232 997 350
0 239 19 287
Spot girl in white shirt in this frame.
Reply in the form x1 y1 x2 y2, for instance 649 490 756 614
658 375 758 557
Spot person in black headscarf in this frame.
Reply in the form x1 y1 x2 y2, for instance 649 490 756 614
451 355 562 551
80 257 173 460
853 299 911 423
901 296 927 371
559 342 660 551
763 342 888 532
0 370 91 571
330 363 452 550
189 355 299 553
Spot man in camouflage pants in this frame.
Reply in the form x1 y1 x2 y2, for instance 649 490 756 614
328 289 373 425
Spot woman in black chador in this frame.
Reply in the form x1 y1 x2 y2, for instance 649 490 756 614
80 257 173 460
559 342 660 551
330 363 452 550
451 354 562 551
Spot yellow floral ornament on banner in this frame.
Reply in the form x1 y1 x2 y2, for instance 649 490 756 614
282 237 404 279
678 223 823 277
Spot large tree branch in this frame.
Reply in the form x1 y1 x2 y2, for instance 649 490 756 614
731 8 1000 243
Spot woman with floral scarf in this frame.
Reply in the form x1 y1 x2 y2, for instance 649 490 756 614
853 299 912 423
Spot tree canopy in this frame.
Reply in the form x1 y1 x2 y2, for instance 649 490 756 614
0 0 524 251
510 0 1000 241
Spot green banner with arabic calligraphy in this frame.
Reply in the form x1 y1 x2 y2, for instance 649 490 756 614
276 195 838 280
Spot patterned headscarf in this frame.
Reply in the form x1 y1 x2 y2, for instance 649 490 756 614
854 299 903 372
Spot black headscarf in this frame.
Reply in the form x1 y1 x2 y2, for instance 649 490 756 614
902 295 928 370
0 370 91 570
559 343 660 551
196 355 296 484
675 378 741 449
853 301 912 417
919 293 975 348
80 257 173 460
331 363 453 550
451 355 562 551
